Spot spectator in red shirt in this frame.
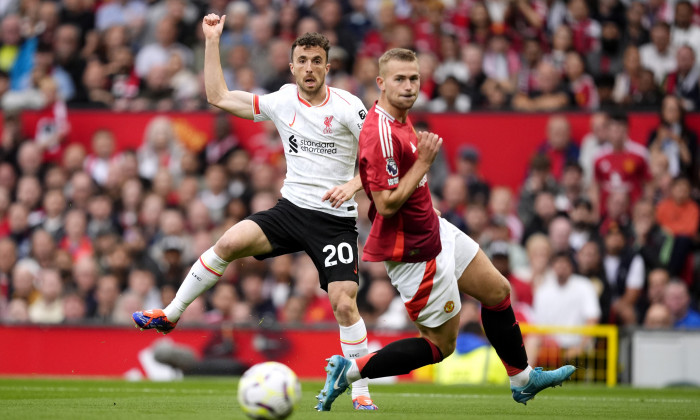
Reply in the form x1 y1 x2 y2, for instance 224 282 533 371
592 110 652 219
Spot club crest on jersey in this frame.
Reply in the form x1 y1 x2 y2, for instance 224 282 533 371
386 158 398 177
323 115 334 134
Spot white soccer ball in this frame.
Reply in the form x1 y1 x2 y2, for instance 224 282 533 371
237 361 302 420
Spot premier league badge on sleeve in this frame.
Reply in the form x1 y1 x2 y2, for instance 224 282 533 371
386 158 398 177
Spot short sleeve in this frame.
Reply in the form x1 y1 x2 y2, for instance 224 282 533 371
361 122 400 192
346 96 368 141
581 281 602 321
253 91 279 122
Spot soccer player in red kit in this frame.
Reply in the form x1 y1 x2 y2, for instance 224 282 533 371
316 48 575 411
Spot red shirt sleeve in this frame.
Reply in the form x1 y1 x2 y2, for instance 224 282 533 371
362 124 401 192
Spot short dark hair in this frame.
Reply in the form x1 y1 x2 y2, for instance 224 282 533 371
608 109 629 125
291 32 330 62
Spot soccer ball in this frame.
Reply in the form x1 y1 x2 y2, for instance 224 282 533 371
237 361 302 420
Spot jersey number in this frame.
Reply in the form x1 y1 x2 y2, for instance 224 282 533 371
323 242 353 267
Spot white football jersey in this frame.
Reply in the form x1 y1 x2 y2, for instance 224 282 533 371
253 84 367 218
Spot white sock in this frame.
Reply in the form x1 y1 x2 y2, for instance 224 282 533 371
509 365 533 388
163 247 229 322
346 360 361 383
339 318 371 399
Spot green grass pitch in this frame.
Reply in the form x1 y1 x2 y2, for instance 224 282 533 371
2 377 698 419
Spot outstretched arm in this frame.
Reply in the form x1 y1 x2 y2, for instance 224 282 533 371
371 132 442 218
203 14 254 119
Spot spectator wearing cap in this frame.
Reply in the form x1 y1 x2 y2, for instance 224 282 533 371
526 251 601 365
455 145 490 207
159 235 187 288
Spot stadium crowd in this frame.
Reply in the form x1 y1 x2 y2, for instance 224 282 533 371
1 0 700 356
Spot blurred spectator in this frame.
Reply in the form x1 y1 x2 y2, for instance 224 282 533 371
526 251 601 365
62 292 87 323
566 0 600 55
135 17 192 79
10 258 40 304
612 45 643 105
488 186 523 244
547 215 574 255
602 223 645 325
439 174 468 233
536 115 579 181
362 277 408 329
204 282 238 324
29 228 55 269
461 44 487 108
521 190 557 246
546 25 572 72
647 95 698 180
203 113 239 166
483 33 519 94
4 298 30 322
663 46 700 111
655 177 699 277
670 1 700 65
512 60 573 111
564 51 599 110
239 272 277 324
489 240 532 307
576 240 612 323
663 280 700 328
638 267 671 324
517 154 558 228
640 22 676 84
0 237 16 302
28 268 64 323
7 203 31 258
112 290 143 324
643 303 673 328
587 20 624 77
513 233 552 291
631 200 671 272
60 208 92 261
428 75 470 112
137 116 183 181
454 145 490 207
579 112 609 187
592 111 651 219
623 1 649 47
84 129 117 186
516 37 543 95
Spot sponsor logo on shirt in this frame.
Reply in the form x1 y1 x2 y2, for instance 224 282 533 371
358 110 366 120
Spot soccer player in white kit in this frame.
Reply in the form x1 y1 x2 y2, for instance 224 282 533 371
133 14 378 410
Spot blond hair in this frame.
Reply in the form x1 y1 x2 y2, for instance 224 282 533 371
378 48 418 76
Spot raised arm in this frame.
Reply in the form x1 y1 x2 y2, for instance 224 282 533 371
371 131 442 218
202 14 254 119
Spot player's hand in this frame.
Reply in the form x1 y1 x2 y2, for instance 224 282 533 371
416 131 442 166
322 183 354 209
202 14 226 41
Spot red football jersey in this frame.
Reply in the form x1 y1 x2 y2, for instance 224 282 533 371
593 141 651 211
359 103 441 263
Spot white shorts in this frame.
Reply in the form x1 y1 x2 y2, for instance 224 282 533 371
384 218 479 328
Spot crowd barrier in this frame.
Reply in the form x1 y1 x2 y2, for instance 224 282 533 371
3 110 697 191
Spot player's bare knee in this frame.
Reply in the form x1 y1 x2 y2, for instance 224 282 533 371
437 338 456 358
331 297 357 323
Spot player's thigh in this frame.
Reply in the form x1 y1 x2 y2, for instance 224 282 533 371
304 217 359 291
457 249 511 306
214 220 273 260
415 313 460 357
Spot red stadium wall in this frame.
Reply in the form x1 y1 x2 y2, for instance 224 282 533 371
0 325 417 380
5 111 698 192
